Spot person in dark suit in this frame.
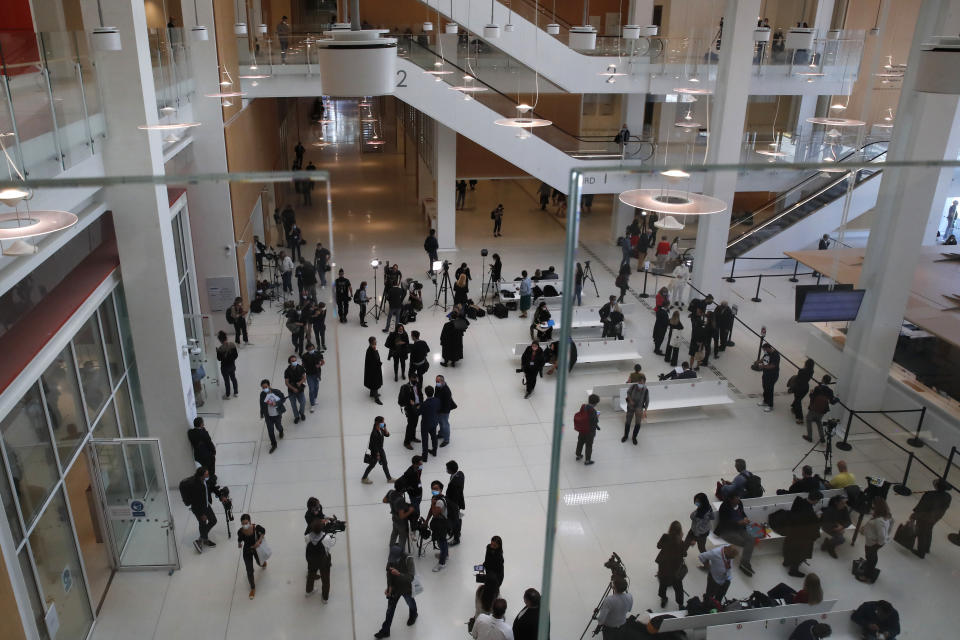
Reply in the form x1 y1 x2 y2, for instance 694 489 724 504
446 460 465 545
185 466 218 554
655 521 687 609
398 373 421 450
409 331 430 388
258 379 286 453
653 304 669 355
365 336 384 405
397 455 424 514
419 386 441 459
304 496 325 534
361 417 394 484
440 313 465 367
483 536 505 588
521 341 546 398
910 478 952 558
512 588 548 640
434 375 456 447
187 416 216 475
783 490 822 578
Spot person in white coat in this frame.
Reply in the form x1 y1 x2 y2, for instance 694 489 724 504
669 263 690 307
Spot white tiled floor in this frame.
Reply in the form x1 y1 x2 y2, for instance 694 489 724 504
90 104 959 639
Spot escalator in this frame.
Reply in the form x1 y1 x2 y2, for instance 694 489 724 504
725 141 888 260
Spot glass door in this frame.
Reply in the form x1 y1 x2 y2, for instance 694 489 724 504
89 439 180 573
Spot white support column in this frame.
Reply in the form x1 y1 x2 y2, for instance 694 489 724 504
812 0 836 35
435 121 457 250
839 0 960 409
691 0 761 296
611 198 635 244
628 0 655 26
622 93 647 140
180 0 241 311
80 0 196 483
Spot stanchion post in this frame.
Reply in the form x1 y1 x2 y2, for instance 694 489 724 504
907 406 926 448
893 451 915 496
942 446 956 485
751 274 762 302
789 260 800 283
836 411 854 451
726 258 736 283
638 268 650 298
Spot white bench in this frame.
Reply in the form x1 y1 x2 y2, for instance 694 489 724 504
707 489 849 553
499 280 564 300
618 379 733 412
654 600 838 634
575 338 642 365
707 608 859 639
512 337 607 358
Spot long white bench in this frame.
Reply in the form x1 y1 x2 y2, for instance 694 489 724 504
511 336 607 358
654 600 838 634
499 280 564 300
618 379 733 412
575 338 642 365
707 489 849 554
707 608 859 640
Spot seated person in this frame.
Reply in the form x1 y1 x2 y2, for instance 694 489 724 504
828 460 856 489
541 266 559 280
659 362 697 380
601 304 624 340
531 269 544 281
788 620 832 640
851 600 900 640
778 465 826 495
530 302 553 341
718 459 754 499
819 494 851 558
544 338 577 375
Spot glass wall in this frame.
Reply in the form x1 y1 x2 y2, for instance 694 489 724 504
0 286 144 639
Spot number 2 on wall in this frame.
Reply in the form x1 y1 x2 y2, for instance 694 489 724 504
396 70 407 87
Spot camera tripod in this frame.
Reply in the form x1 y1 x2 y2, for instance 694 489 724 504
365 263 382 322
580 553 630 640
792 420 838 477
482 275 500 305
431 263 453 311
582 260 599 297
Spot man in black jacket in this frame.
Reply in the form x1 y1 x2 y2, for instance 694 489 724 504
302 343 324 413
258 379 286 453
783 490 822 577
284 355 308 423
409 331 430 391
185 466 218 553
397 456 424 515
435 375 455 447
513 588 548 640
446 460 466 545
715 301 735 351
334 269 352 323
521 341 546 398
575 394 600 465
398 374 422 449
910 478 952 558
383 283 406 333
423 229 439 273
187 417 216 475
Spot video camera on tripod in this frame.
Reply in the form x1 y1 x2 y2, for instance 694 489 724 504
580 553 629 639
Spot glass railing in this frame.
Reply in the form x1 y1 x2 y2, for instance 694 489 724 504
147 28 194 117
397 34 653 161
726 140 888 257
0 30 105 178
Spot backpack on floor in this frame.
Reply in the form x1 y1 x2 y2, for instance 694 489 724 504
493 303 508 319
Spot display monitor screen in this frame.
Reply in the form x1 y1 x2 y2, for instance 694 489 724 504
795 287 865 322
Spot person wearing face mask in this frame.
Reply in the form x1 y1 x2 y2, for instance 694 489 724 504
258 379 287 453
685 492 715 555
365 336 384 405
305 515 333 601
284 354 308 423
520 341 546 399
397 455 424 515
397 372 421 450
425 480 450 572
446 460 466 546
374 545 418 638
236 514 267 599
184 466 218 554
622 373 649 445
301 343 324 413
362 417 395 484
419 386 441 460
434 375 456 447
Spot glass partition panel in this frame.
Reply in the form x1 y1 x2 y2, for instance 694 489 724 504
0 383 59 530
98 300 125 386
40 346 88 468
27 488 93 639
0 450 23 544
113 378 136 439
37 31 90 169
73 315 111 422
17 549 47 640
93 398 120 439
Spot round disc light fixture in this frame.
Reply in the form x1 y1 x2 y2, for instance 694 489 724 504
0 209 78 240
806 117 865 127
138 122 201 132
654 215 685 230
660 169 690 179
618 189 727 215
674 86 712 95
0 187 32 206
494 117 552 128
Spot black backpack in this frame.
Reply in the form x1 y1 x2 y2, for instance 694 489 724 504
179 476 195 507
542 284 558 297
225 306 235 324
745 473 764 498
493 303 508 318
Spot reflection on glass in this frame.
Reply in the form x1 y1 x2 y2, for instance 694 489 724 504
127 366 148 436
94 441 134 552
73 315 111 421
0 383 59 530
113 379 136 438
41 346 88 467
18 548 49 640
28 489 93 639
93 399 120 439
113 286 136 368
98 299 125 384
0 452 23 544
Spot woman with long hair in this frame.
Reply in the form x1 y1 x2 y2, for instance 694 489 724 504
686 492 715 554
790 358 816 425
453 273 469 306
656 521 687 609
857 497 893 583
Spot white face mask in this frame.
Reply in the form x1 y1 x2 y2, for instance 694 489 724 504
243 523 251 530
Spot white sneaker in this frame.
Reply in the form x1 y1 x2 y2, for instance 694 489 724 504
757 401 767 407
309 406 315 413
763 406 773 412
306 590 316 597
432 563 447 572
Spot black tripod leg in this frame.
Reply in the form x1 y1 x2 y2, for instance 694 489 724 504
579 583 613 640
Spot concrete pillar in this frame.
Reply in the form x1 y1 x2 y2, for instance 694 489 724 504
180 0 240 313
611 198 635 244
839 0 960 409
621 93 647 141
812 0 836 35
80 0 196 483
691 0 761 295
628 0 655 25
435 121 457 250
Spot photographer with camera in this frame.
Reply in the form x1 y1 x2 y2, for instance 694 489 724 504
304 509 345 602
595 575 632 639
805 375 838 443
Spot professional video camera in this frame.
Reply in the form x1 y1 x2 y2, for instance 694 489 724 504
580 553 630 639
321 515 346 534
603 552 627 580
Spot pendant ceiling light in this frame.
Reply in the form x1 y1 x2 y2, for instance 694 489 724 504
426 4 454 77
450 75 488 93
504 1 515 32
660 169 690 179
187 0 209 41
546 0 560 34
569 1 597 50
495 1 551 135
484 0 501 38
674 107 701 129
806 116 865 127
618 189 726 215
90 0 121 51
234 0 248 35
875 107 895 129
316 28 398 96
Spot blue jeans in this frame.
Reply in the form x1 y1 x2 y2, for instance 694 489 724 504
380 593 417 633
438 413 451 442
307 375 319 406
384 307 402 332
289 390 306 419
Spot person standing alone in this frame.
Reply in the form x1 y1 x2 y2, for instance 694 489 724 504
365 336 384 405
756 342 780 412
258 379 286 453
216 330 239 399
622 375 648 445
909 479 952 558
277 16 291 63
574 394 600 465
334 269 352 323
227 297 249 345
424 229 439 274
492 204 504 237
375 546 418 638
446 460 465 545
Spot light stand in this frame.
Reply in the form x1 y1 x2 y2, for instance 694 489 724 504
479 249 488 304
791 420 838 478
367 259 382 321
582 260 599 297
